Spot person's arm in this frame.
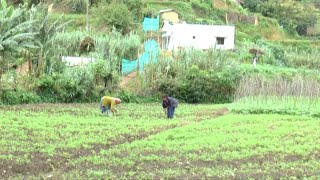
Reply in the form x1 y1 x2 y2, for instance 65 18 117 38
162 100 166 108
110 100 116 115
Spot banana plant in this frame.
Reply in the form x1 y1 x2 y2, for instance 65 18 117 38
0 0 38 87
27 5 71 76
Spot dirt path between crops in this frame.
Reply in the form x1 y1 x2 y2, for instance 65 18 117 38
0 107 229 179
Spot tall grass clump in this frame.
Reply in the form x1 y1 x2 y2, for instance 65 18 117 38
285 47 320 69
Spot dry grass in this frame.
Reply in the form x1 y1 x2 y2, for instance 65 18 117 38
212 0 229 9
235 75 320 100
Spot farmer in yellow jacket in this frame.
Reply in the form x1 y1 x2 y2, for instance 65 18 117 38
100 96 121 116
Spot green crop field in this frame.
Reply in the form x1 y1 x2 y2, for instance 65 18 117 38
0 103 319 179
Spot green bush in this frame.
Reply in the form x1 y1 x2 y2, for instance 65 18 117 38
268 44 288 66
127 0 144 21
55 67 96 102
139 48 241 103
156 66 240 103
36 75 58 103
100 2 131 33
190 0 210 16
71 0 86 13
35 67 99 103
117 90 138 103
0 90 41 105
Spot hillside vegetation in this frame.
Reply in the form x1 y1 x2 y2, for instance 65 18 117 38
44 0 317 39
1 0 320 104
41 0 320 52
44 1 259 38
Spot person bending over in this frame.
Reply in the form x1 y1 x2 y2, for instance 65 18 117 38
162 95 178 119
100 96 121 116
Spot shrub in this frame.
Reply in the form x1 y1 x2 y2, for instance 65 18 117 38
127 0 144 21
0 90 41 105
117 90 138 103
100 2 131 33
156 66 240 103
35 67 98 103
191 0 210 16
71 0 86 13
36 75 58 103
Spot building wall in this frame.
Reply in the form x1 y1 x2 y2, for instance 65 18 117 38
160 12 179 23
62 56 95 66
163 24 235 50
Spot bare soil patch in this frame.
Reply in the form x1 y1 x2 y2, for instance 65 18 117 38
195 107 229 121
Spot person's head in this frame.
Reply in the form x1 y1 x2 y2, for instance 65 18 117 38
162 95 168 101
114 98 121 104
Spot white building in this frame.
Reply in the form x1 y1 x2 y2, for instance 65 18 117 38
161 21 235 51
62 56 95 66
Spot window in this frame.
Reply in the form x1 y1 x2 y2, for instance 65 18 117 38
216 37 225 45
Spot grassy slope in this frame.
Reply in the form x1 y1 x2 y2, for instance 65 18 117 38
144 0 288 41
1 104 319 179
48 0 320 44
48 0 287 40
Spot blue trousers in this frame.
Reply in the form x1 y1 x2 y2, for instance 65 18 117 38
100 99 108 113
167 106 175 119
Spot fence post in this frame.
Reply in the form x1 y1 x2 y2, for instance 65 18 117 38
225 13 228 24
254 14 259 26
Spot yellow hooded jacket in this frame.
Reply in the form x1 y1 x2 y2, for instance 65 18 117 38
101 96 116 111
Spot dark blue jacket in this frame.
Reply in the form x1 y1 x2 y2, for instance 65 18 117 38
162 97 179 108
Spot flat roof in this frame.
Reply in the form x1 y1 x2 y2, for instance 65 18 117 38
159 9 178 13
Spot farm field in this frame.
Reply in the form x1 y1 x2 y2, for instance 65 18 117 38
0 103 319 179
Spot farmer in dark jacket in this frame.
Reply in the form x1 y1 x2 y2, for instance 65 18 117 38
162 96 179 119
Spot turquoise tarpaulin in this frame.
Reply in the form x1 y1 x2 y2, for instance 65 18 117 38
121 20 161 75
121 59 138 75
142 16 160 32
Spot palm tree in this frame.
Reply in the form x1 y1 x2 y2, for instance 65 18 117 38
0 0 37 85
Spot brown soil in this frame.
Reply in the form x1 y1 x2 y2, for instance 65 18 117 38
16 62 29 76
212 0 229 9
0 152 69 179
119 71 137 88
195 107 229 121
